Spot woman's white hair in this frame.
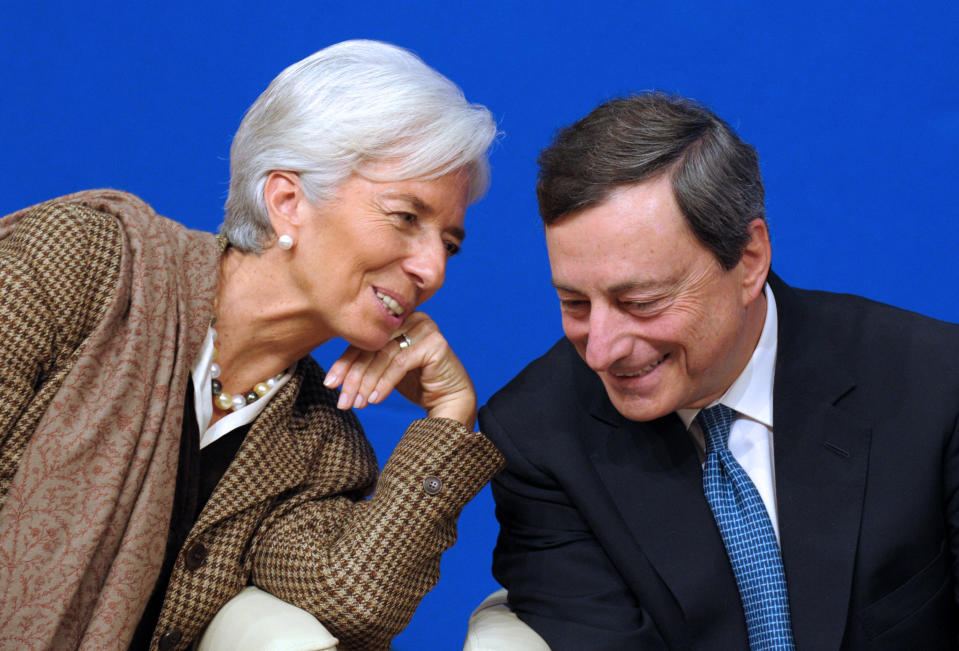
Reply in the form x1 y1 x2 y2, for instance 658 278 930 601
222 39 497 252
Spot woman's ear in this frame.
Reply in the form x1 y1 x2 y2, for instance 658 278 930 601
263 171 307 237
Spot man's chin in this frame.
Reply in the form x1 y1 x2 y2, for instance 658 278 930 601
604 387 675 423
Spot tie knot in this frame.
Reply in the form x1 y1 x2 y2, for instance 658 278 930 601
697 403 737 453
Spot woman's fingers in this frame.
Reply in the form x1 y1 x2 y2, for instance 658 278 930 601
398 327 477 427
322 311 476 427
343 331 417 409
328 347 386 410
391 315 476 426
323 345 366 408
324 345 361 388
323 316 427 409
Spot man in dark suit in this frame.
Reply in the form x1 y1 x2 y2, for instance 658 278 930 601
480 92 959 649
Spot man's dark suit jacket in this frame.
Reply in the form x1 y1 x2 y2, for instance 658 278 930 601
480 274 959 649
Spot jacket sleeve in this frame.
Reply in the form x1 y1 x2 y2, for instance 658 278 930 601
0 201 119 496
249 416 504 651
481 404 670 651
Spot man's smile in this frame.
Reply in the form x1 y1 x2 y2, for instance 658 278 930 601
611 354 669 379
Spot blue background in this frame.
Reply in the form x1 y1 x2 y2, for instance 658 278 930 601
2 2 957 648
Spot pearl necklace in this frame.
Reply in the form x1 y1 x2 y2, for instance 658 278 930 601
209 327 284 412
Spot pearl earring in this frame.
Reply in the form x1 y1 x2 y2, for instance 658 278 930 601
277 234 294 250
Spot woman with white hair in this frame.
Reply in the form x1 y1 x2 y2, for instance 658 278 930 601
0 40 501 650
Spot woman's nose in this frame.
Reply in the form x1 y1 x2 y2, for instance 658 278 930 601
403 238 447 296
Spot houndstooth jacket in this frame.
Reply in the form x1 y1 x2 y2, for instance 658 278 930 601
0 192 504 651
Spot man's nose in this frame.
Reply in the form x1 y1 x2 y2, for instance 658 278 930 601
583 305 632 371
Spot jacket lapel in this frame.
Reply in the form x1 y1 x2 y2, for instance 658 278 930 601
770 275 871 650
574 353 748 647
195 366 315 530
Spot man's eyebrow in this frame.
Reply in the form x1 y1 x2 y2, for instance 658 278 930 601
608 280 669 294
551 281 586 295
551 280 668 294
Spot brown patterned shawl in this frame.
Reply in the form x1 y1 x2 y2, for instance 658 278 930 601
0 190 218 649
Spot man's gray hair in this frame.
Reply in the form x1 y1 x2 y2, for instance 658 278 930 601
223 40 497 252
536 92 765 269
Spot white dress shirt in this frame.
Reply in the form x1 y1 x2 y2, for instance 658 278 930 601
677 285 780 541
190 327 295 449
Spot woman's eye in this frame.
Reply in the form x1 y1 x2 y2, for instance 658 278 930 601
396 211 417 224
444 240 461 257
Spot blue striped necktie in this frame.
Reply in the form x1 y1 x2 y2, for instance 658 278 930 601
698 404 796 650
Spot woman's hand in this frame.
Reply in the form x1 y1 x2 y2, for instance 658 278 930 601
322 311 477 429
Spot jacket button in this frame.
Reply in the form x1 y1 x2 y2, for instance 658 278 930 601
184 542 208 570
422 475 443 495
158 628 182 651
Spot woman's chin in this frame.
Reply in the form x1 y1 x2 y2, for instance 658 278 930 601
341 330 393 352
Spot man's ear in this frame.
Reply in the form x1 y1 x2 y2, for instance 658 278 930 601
738 218 771 303
263 171 307 238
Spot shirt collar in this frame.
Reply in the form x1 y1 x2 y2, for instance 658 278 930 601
191 326 294 449
677 283 778 429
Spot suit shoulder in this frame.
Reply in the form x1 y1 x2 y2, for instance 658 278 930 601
481 337 604 452
486 338 578 411
783 284 959 388
793 285 959 347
